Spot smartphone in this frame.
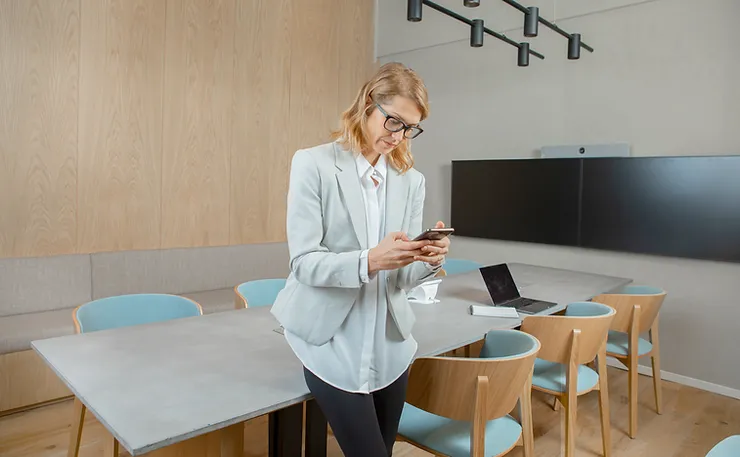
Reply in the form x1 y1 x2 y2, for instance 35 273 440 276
413 227 455 241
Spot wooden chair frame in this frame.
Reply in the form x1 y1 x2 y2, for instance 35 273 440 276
521 306 615 457
399 338 540 457
592 289 667 438
233 279 286 310
233 284 248 309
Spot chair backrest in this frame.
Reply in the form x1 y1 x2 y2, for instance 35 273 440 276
520 301 615 365
234 278 286 309
73 294 203 333
440 258 483 276
406 330 540 422
592 286 666 333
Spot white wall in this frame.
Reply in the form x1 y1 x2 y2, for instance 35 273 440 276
378 0 740 392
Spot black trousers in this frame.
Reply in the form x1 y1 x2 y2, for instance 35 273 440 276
303 367 409 457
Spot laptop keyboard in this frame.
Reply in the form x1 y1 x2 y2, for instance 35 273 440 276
511 298 537 308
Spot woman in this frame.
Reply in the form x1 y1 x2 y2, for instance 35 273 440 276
271 62 451 457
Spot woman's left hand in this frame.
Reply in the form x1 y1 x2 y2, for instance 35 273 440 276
415 221 450 266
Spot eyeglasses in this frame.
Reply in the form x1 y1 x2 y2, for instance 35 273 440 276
374 102 424 139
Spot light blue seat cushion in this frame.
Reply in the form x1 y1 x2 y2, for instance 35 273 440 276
706 435 740 457
398 404 522 457
606 330 653 357
532 359 599 394
236 278 286 307
619 285 663 295
75 294 201 333
442 258 483 276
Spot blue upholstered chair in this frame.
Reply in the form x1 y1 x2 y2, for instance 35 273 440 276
513 301 615 457
398 330 541 457
439 258 483 276
73 293 203 333
69 293 203 457
234 278 286 309
707 436 740 456
592 285 667 438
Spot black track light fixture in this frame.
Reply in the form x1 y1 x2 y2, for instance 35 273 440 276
471 19 484 47
407 0 422 22
500 0 594 58
518 42 530 67
411 0 545 64
568 33 581 59
463 0 481 6
524 6 539 37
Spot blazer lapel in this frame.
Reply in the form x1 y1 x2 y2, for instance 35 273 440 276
334 143 368 249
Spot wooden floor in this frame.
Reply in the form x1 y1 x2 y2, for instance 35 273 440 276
1 367 739 457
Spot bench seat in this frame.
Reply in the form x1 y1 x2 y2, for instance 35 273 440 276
0 287 242 356
0 242 290 413
183 288 236 314
0 308 77 355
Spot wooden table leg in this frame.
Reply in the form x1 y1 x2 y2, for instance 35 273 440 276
268 403 303 457
67 397 86 457
305 399 327 457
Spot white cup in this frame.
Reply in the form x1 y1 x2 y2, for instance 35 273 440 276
407 279 442 303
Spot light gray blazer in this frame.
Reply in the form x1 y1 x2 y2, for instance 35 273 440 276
271 141 440 346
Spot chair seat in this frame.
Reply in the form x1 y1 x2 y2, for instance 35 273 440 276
532 359 599 394
398 404 522 457
606 330 653 357
706 435 740 457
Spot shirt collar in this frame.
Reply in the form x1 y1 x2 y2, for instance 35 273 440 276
355 153 387 183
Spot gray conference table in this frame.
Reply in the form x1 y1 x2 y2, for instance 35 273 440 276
31 263 630 457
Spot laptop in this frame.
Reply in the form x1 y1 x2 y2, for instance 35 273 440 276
479 263 558 314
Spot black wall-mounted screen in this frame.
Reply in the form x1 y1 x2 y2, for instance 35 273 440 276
451 158 581 246
450 155 740 263
580 156 740 263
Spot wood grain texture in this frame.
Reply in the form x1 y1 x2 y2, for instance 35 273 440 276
337 0 376 113
0 0 79 258
229 0 292 244
77 0 165 253
406 355 538 422
521 312 615 365
161 0 235 249
288 0 340 153
593 290 666 334
2 0 376 257
0 349 71 413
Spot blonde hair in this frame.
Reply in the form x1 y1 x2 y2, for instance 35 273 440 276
332 62 429 174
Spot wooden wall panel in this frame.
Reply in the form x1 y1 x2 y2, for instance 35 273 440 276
230 0 292 244
338 0 377 114
161 0 235 248
77 0 165 253
0 349 71 413
1 0 376 258
289 0 341 153
0 0 79 258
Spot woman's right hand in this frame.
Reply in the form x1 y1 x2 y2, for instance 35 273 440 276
368 232 430 274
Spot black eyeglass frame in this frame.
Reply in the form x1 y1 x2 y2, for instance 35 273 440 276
373 101 424 139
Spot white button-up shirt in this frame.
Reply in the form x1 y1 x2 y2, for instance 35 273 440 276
284 153 418 393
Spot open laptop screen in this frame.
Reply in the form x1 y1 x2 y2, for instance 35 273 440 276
479 264 520 304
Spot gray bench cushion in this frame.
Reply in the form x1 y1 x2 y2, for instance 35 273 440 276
91 242 290 299
0 254 92 317
183 288 236 315
0 308 77 354
0 288 235 355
